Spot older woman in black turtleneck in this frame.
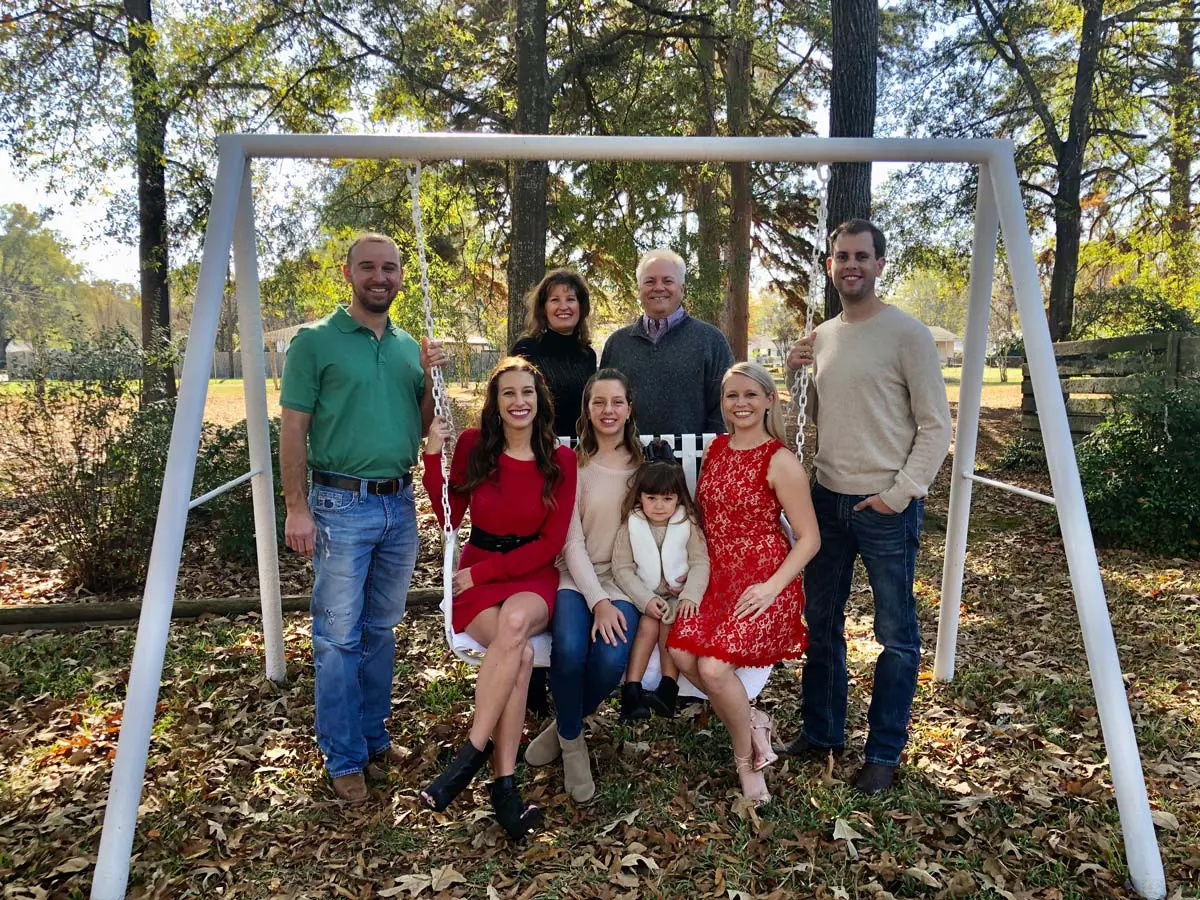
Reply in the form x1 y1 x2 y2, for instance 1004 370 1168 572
511 269 597 441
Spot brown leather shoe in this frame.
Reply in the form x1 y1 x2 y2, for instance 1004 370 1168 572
330 772 369 803
365 745 410 781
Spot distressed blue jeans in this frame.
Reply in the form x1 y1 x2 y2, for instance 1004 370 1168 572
549 589 641 740
801 482 925 767
309 480 418 777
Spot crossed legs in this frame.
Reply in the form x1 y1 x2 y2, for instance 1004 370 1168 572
670 648 769 803
463 592 549 776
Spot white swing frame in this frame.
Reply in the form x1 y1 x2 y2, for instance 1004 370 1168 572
87 134 1166 900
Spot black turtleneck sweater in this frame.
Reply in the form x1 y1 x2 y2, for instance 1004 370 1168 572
511 329 597 440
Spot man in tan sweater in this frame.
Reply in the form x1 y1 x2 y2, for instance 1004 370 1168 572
782 219 952 794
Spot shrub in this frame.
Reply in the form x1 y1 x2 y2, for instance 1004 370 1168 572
1070 286 1199 341
8 330 172 591
1075 379 1200 557
993 435 1047 474
193 418 285 561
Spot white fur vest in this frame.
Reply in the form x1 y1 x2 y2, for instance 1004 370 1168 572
627 507 691 594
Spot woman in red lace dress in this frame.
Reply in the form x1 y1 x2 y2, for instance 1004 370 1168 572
668 361 820 806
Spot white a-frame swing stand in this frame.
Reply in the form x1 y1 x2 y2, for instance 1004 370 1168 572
88 135 1166 900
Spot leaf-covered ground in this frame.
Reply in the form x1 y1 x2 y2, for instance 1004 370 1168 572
1 407 1198 899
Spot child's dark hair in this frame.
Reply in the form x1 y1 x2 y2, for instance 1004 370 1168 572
620 440 700 523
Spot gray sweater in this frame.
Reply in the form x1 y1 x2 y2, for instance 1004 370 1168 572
599 313 734 436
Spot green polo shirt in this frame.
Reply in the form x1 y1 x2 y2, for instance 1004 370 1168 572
280 306 425 478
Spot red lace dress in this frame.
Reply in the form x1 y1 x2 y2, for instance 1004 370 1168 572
667 435 807 666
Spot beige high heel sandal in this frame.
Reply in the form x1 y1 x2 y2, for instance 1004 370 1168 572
734 752 772 807
750 707 778 772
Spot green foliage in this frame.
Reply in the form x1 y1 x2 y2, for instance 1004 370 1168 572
193 418 284 562
1076 379 1200 557
993 435 1047 474
8 329 170 591
0 204 83 349
1069 286 1200 341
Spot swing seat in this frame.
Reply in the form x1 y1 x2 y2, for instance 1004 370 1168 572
441 532 554 667
438 433 775 701
641 646 772 699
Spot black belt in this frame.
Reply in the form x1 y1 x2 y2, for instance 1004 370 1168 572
312 470 413 495
468 526 538 553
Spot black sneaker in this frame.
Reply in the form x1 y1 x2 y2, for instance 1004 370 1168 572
619 682 651 721
854 763 896 794
645 676 678 718
774 733 845 762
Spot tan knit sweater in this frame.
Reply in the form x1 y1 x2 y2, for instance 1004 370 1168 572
556 459 637 610
811 304 952 512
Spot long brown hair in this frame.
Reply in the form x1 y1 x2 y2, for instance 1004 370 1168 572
575 368 644 468
458 357 563 506
522 268 592 349
619 441 700 524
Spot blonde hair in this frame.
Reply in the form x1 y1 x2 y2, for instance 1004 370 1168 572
635 248 686 284
722 361 786 441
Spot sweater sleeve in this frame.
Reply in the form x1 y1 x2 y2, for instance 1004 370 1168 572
561 484 611 610
610 522 655 614
470 447 579 584
879 327 953 513
421 428 474 531
678 524 711 605
704 330 735 434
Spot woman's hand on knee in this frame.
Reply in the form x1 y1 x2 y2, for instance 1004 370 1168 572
590 598 627 647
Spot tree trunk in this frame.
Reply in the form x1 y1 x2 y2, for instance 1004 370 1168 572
126 0 175 404
724 0 753 361
692 7 724 326
1167 0 1197 300
1046 0 1104 341
506 0 550 351
824 0 879 320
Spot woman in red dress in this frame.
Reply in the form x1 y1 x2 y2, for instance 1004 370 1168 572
668 361 820 806
418 357 576 838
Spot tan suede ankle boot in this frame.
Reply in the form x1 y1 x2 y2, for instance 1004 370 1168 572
524 720 561 767
559 732 595 803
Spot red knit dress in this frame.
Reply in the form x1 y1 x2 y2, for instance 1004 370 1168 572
423 428 577 632
667 435 807 666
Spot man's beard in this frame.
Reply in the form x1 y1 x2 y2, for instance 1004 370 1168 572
355 288 395 313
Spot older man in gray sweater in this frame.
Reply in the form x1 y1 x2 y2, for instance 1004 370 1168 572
600 249 734 437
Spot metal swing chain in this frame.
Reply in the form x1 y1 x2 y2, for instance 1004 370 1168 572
791 164 830 467
407 162 456 539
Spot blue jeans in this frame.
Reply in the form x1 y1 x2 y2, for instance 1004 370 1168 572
801 482 924 766
549 590 640 740
309 480 418 777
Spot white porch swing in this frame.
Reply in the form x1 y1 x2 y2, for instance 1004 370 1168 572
414 161 828 701
88 135 1167 900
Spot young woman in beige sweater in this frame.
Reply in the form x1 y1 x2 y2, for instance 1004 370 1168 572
522 368 645 803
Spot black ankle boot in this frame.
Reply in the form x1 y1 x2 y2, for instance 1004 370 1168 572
619 682 651 721
420 739 494 812
646 676 678 718
490 775 543 840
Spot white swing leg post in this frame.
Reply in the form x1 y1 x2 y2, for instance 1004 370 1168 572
991 154 1165 900
91 141 247 900
233 162 286 684
934 165 999 682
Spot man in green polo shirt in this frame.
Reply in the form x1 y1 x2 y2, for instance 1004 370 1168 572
280 232 447 803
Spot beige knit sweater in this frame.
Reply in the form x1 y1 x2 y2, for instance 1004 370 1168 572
556 459 637 610
811 304 952 512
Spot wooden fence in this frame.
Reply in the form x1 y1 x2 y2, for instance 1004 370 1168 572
1021 332 1200 439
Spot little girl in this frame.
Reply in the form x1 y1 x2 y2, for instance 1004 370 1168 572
611 441 710 719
